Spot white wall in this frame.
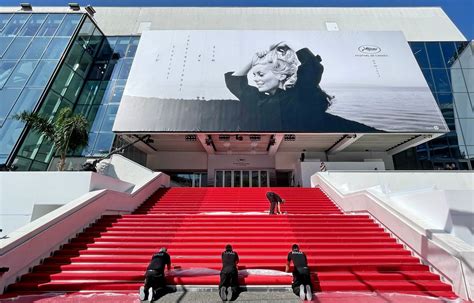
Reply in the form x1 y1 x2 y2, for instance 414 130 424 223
2 7 464 41
0 172 133 237
147 152 208 171
300 161 385 187
312 171 474 300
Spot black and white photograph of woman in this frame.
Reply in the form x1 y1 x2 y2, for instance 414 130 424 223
225 42 377 131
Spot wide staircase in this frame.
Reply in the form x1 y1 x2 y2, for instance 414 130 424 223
6 187 456 299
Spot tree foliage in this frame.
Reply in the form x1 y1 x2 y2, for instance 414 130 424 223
15 108 89 171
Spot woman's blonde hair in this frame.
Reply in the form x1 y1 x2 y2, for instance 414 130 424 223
253 42 300 90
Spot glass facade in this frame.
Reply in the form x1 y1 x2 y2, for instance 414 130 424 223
0 13 82 166
11 14 102 171
394 41 472 170
79 36 139 157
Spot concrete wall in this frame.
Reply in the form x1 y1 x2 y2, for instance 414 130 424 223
300 161 385 187
147 152 208 171
1 7 463 41
0 172 133 237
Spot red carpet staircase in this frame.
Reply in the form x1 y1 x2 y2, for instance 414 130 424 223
6 187 456 298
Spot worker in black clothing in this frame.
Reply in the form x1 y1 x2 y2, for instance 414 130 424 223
286 244 312 301
266 191 285 215
219 244 239 302
139 247 171 302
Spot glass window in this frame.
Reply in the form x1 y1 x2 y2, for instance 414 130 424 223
52 64 74 95
1 14 30 36
12 156 33 171
18 14 47 36
77 80 100 106
10 87 43 115
0 88 22 125
437 93 454 105
63 72 84 102
242 171 249 187
6 60 38 88
453 93 473 119
110 85 124 103
440 42 458 68
215 171 223 187
55 14 82 37
114 37 131 58
3 36 33 59
425 42 446 69
88 62 107 80
251 171 259 187
458 119 474 145
76 18 94 46
234 171 241 187
117 58 133 79
89 104 106 132
100 104 118 131
82 132 97 156
42 37 69 60
34 138 57 163
261 171 268 187
27 60 58 87
37 14 65 36
38 91 61 116
94 132 114 154
459 51 474 69
75 51 93 77
65 41 85 69
0 14 13 31
464 69 474 93
30 160 48 171
85 28 103 57
0 60 17 88
0 37 14 57
96 37 116 61
224 171 232 187
126 37 140 57
432 69 451 93
410 42 429 69
450 69 467 93
23 37 51 59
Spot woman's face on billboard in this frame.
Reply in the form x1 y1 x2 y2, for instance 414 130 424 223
252 64 283 95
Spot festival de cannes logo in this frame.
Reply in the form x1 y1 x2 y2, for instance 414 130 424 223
358 45 382 54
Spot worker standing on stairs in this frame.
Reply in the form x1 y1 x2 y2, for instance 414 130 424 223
219 244 240 302
286 244 313 301
139 247 171 302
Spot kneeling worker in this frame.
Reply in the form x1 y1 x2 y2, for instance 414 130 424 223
286 244 312 301
139 247 171 302
219 244 239 302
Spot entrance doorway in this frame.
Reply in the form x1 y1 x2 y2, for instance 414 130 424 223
214 170 269 187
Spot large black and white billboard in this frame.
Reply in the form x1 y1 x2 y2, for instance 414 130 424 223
114 31 448 133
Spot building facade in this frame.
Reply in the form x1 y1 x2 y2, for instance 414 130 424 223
0 6 472 184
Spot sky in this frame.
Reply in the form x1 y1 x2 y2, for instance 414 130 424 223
2 0 473 39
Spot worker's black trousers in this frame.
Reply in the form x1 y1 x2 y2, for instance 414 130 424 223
291 266 311 296
219 267 239 293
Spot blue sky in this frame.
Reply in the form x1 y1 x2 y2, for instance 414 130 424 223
2 0 473 39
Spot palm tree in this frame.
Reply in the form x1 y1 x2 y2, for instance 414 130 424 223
15 107 89 171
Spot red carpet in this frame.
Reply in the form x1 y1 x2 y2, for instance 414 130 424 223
3 187 457 300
